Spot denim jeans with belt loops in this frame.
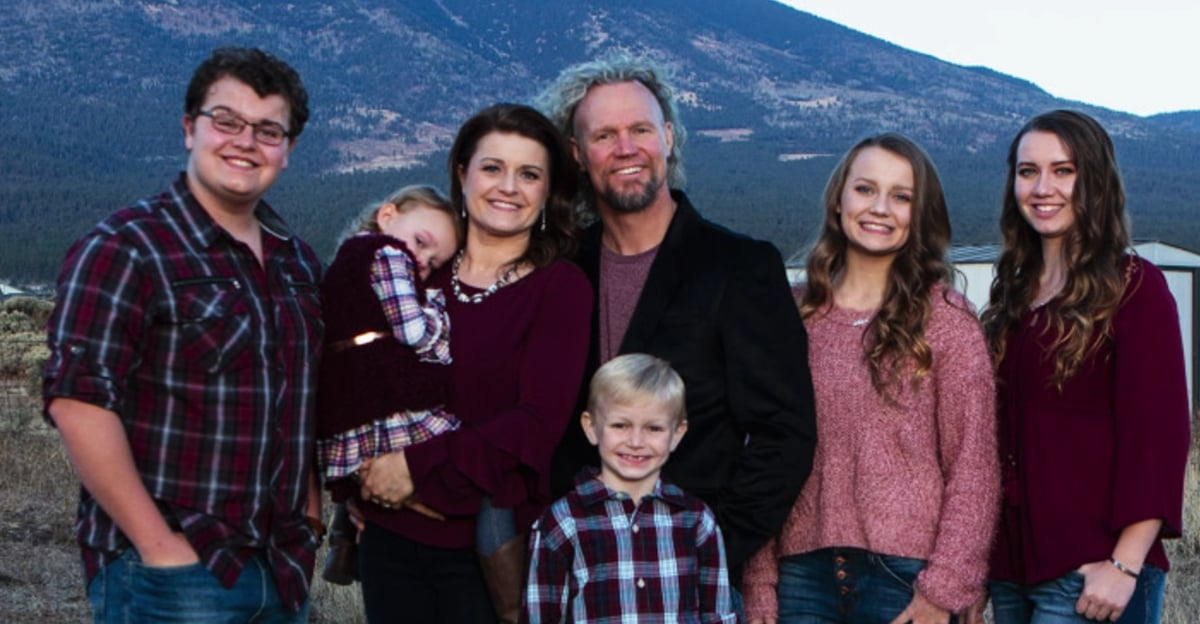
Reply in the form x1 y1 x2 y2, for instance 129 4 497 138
776 547 956 624
990 564 1165 624
87 548 309 623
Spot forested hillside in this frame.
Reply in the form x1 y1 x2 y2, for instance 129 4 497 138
2 0 1198 282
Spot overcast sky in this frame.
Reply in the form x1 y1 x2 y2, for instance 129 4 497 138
775 0 1200 117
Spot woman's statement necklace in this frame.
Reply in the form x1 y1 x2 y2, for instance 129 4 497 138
451 251 518 304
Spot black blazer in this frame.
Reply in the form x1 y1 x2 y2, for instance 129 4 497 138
551 191 817 580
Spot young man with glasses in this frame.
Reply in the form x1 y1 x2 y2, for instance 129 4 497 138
43 47 324 623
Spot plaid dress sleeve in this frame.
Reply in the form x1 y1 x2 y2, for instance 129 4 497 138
369 244 450 364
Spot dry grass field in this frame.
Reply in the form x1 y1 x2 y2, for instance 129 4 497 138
0 429 367 623
1 414 1197 623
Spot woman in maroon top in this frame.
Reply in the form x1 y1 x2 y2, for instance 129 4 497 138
352 104 593 623
981 110 1190 624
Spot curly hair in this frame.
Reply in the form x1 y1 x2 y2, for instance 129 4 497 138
800 133 956 394
981 110 1131 388
184 47 309 138
447 103 579 269
535 50 688 217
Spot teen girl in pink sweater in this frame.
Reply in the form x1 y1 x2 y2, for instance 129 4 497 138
744 133 999 624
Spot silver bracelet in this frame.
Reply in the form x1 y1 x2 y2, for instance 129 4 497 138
1109 557 1140 579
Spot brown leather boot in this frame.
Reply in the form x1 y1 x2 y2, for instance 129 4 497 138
478 534 527 624
321 502 359 585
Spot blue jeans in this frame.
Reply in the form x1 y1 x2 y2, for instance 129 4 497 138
475 494 515 556
731 585 747 622
777 547 952 624
990 565 1165 624
87 548 309 623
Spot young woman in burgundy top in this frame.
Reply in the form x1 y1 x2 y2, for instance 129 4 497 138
743 133 998 624
982 110 1190 623
352 104 593 623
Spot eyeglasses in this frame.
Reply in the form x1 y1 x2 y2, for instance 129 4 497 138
196 107 291 146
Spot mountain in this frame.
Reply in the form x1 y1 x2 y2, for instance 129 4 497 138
3 0 1199 281
1151 110 1200 134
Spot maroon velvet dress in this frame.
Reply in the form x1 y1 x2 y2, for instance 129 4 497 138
316 233 454 499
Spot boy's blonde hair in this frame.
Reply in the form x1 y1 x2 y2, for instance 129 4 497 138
587 353 686 425
338 184 463 246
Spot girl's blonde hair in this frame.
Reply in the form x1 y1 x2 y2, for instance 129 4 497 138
339 184 463 247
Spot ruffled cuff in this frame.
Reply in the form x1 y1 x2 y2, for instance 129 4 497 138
415 288 452 364
403 433 487 516
316 408 459 480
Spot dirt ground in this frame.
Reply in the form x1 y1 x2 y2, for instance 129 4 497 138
0 429 90 621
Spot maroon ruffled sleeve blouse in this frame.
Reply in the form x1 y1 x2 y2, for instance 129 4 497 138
991 256 1191 584
359 259 593 548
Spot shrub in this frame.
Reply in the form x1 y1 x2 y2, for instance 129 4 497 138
0 296 53 329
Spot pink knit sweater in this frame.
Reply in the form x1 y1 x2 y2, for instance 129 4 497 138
742 288 999 619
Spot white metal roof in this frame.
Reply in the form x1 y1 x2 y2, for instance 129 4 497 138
950 241 1200 268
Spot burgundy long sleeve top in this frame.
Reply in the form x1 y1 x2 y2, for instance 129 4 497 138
358 259 593 548
990 256 1191 584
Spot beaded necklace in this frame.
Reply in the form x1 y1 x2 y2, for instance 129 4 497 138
451 251 519 304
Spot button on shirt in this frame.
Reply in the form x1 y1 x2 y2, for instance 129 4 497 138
42 175 324 611
526 468 736 623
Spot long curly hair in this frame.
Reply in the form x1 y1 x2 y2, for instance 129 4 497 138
800 133 955 393
447 103 580 269
981 110 1131 388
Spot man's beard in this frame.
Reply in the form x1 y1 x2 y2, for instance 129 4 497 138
597 171 663 215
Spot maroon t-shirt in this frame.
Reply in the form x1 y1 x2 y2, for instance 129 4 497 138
599 244 659 363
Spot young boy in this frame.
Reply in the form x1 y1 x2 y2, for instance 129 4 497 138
525 354 736 623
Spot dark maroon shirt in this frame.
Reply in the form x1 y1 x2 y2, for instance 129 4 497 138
358 259 593 547
316 235 449 439
991 257 1190 584
598 244 657 363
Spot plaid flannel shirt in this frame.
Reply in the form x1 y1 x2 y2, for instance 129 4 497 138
525 468 736 623
42 175 324 611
